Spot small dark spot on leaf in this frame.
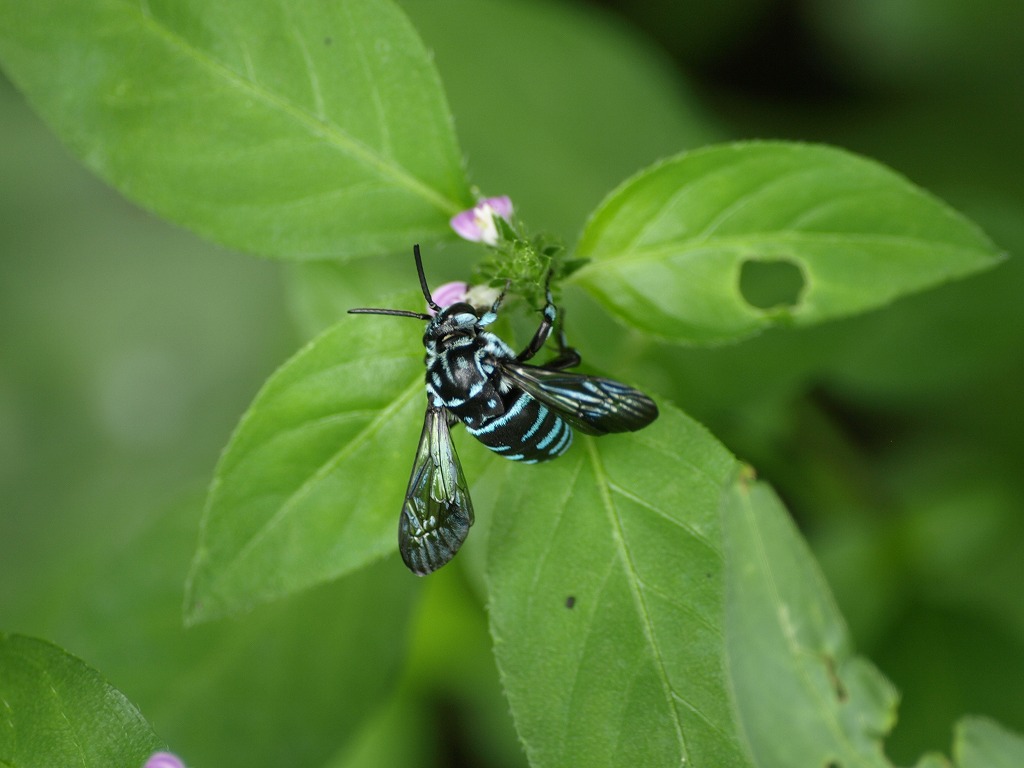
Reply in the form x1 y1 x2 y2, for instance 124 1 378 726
324 36 332 46
565 596 576 609
823 655 848 702
739 258 805 310
824 761 841 768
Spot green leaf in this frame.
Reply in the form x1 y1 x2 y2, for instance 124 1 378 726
400 0 719 238
721 472 898 768
954 717 1024 768
572 142 1003 344
0 634 165 767
487 403 750 767
0 0 470 259
187 304 424 621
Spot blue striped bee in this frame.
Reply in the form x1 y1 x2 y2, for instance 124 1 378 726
349 245 658 575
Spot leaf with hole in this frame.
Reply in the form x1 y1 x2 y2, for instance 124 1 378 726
572 142 1003 344
0 0 470 259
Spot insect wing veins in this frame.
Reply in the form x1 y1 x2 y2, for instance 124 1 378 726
502 362 658 435
398 405 475 575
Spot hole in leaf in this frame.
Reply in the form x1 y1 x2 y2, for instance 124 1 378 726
739 258 805 310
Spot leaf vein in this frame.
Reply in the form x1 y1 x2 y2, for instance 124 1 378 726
671 690 732 739
209 377 422 586
124 0 458 213
285 8 326 120
586 440 689 762
528 455 586 600
583 232 989 270
635 576 721 638
39 663 87 766
561 554 619 759
608 481 720 557
693 167 821 242
343 1 392 159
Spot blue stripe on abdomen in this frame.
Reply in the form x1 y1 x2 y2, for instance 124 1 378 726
466 392 572 462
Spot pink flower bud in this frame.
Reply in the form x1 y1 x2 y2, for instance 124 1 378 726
450 196 514 245
144 752 186 768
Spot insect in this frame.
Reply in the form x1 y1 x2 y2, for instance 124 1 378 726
349 245 658 575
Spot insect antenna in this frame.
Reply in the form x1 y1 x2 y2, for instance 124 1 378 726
347 244 437 320
413 244 442 314
347 307 432 319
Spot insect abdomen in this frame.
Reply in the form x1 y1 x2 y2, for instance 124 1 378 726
464 391 572 463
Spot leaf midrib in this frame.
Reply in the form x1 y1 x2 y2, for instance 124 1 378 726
129 0 460 214
585 438 689 765
200 375 423 593
574 231 992 276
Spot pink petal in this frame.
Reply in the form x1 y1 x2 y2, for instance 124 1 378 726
428 281 469 315
450 209 486 242
482 195 514 218
144 752 186 768
449 196 514 244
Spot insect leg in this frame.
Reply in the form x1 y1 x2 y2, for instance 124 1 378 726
478 279 511 327
516 273 558 362
491 281 510 313
538 281 582 370
541 321 581 370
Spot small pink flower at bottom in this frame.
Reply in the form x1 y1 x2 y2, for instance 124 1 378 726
144 752 186 768
428 281 469 315
450 196 514 245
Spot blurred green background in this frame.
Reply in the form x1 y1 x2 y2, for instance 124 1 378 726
2 0 1023 765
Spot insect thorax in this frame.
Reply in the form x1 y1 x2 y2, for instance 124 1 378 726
423 323 572 463
424 327 514 417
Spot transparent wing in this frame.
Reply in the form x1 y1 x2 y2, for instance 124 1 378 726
503 362 658 436
398 406 475 575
